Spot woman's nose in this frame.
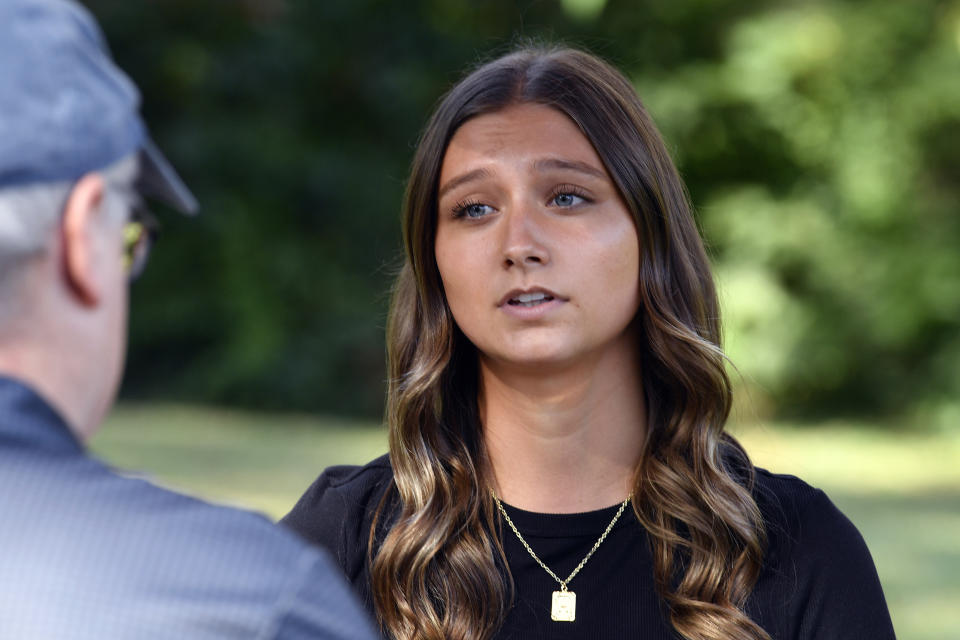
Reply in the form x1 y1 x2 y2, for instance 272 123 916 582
501 207 550 269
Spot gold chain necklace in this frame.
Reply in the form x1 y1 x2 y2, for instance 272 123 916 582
492 491 632 622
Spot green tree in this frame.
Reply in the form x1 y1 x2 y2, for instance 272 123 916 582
86 0 960 423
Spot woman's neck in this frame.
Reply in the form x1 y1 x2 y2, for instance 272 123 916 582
480 332 645 514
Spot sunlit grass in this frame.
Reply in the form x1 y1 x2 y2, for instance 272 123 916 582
731 421 960 494
95 403 387 517
93 404 959 640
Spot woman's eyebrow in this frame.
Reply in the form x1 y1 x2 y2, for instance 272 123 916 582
438 167 493 199
438 158 606 199
532 157 606 179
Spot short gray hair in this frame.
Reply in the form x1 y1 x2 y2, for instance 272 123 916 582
0 153 139 277
0 153 140 327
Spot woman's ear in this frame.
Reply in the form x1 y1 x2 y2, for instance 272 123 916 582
61 173 107 307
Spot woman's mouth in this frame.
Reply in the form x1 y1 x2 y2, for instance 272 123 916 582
508 292 555 308
498 289 567 318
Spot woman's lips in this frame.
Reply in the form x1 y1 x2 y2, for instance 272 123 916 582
508 291 554 307
498 288 567 319
498 287 565 307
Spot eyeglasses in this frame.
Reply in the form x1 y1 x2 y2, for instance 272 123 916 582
121 198 159 282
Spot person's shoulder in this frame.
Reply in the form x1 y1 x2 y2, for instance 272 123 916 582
105 468 381 637
280 454 394 579
752 467 826 525
286 453 393 516
751 469 891 615
316 453 394 493
749 469 896 638
751 468 855 555
751 468 855 531
0 450 376 638
5 443 302 558
94 459 312 563
92 464 380 631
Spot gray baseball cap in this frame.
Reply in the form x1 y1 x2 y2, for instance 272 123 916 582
0 0 198 214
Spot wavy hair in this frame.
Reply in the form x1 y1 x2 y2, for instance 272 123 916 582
371 45 769 640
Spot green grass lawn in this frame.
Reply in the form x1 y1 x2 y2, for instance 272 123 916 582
94 405 960 640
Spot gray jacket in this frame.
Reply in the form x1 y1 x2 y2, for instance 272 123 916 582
0 376 377 640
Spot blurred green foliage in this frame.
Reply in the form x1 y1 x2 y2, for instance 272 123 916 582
86 0 960 421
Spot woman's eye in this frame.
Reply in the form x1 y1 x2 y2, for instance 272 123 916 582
552 192 585 207
454 202 493 219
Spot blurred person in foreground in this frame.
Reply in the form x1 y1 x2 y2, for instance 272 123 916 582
0 1 376 638
282 46 896 640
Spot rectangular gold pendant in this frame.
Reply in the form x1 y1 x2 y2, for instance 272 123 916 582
551 590 576 622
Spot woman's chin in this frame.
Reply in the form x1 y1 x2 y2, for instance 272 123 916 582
480 344 586 373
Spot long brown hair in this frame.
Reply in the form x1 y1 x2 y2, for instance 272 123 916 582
372 45 769 640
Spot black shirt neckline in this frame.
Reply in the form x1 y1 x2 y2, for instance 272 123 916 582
498 499 636 539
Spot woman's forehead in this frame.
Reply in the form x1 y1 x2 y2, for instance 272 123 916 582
438 103 606 189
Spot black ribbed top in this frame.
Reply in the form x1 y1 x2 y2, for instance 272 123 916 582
282 455 896 640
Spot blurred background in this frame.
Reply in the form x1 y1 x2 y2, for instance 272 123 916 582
83 0 958 638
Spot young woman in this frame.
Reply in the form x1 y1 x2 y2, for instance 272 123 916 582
282 46 895 640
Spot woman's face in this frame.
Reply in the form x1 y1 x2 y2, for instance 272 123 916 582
434 102 640 370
